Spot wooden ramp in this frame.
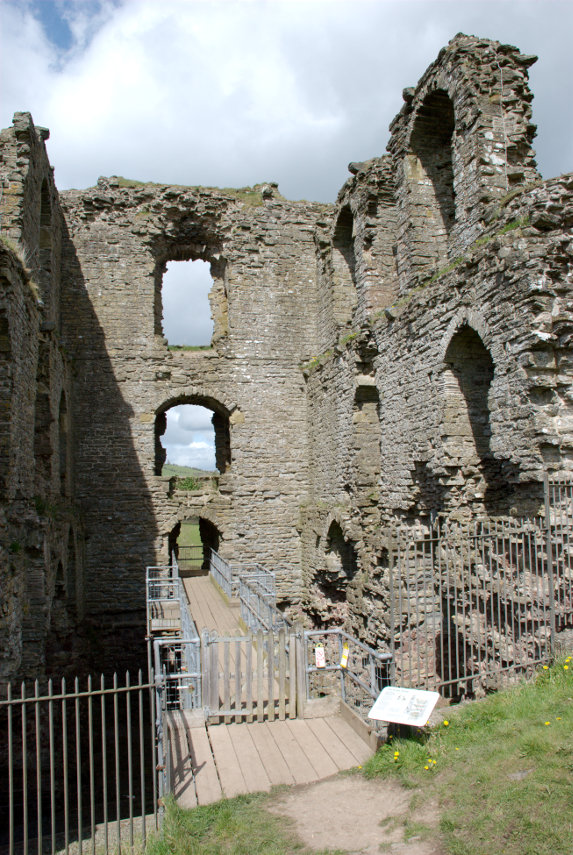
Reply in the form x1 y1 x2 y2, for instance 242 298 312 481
183 575 242 635
167 710 372 807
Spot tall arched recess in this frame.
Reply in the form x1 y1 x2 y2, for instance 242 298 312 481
331 205 357 328
154 395 231 476
407 89 456 274
441 325 496 497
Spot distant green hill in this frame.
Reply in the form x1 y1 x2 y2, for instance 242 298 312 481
162 463 214 478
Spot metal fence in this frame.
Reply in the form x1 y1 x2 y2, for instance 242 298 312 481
209 550 235 597
0 672 158 855
303 629 393 721
544 472 573 631
153 638 202 712
388 516 564 695
238 572 291 633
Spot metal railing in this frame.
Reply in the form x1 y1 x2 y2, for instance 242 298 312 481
209 550 235 597
0 672 158 855
239 572 291 633
304 629 393 722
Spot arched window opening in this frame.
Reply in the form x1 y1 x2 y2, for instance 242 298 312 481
39 179 52 299
169 516 221 578
54 561 65 601
442 325 494 475
155 402 230 477
332 205 355 287
58 393 69 496
408 90 455 271
160 259 214 347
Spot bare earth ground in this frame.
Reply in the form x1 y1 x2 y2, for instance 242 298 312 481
269 775 444 855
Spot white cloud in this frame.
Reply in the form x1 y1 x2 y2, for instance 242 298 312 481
162 404 216 470
1 0 570 200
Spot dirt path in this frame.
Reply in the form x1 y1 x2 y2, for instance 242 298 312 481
268 774 444 855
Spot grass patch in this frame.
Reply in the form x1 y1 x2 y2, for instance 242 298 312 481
364 656 573 855
178 521 201 548
146 794 340 855
167 344 212 351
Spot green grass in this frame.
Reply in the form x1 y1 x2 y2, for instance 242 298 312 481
167 344 212 351
178 521 201 548
146 794 340 855
364 656 573 854
162 463 210 479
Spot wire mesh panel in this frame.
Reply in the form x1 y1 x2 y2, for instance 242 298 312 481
0 673 158 855
390 518 556 695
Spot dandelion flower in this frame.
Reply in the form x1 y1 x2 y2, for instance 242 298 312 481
424 765 429 770
543 665 549 670
443 720 449 726
564 665 569 670
557 717 562 721
544 721 551 726
455 747 459 751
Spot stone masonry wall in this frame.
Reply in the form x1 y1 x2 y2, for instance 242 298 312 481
0 33 571 682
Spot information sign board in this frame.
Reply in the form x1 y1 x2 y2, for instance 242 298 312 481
368 686 440 727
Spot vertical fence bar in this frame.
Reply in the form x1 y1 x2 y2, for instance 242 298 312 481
34 680 42 855
21 682 28 855
75 677 83 855
138 671 147 844
8 683 14 855
113 673 121 855
544 471 557 655
150 669 158 830
126 672 134 849
61 679 69 855
48 679 55 855
234 640 242 722
245 637 253 723
101 675 109 851
256 631 264 722
87 676 95 855
267 634 275 722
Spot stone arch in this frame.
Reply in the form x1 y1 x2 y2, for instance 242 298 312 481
441 323 495 488
406 89 456 274
154 394 232 476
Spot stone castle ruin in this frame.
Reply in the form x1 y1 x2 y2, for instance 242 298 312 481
1 33 572 684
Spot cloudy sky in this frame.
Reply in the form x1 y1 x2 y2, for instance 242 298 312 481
1 0 571 469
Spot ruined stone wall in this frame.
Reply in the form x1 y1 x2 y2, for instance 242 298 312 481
0 114 84 683
301 35 573 651
1 34 571 683
59 180 324 634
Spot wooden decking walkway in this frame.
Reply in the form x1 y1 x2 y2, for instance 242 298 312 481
164 572 376 806
168 710 372 807
182 574 242 635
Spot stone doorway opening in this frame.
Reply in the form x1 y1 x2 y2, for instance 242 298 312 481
168 516 221 578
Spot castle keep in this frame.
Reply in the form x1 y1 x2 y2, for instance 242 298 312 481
1 34 572 682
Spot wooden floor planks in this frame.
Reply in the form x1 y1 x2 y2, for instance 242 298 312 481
169 575 374 808
172 713 372 807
